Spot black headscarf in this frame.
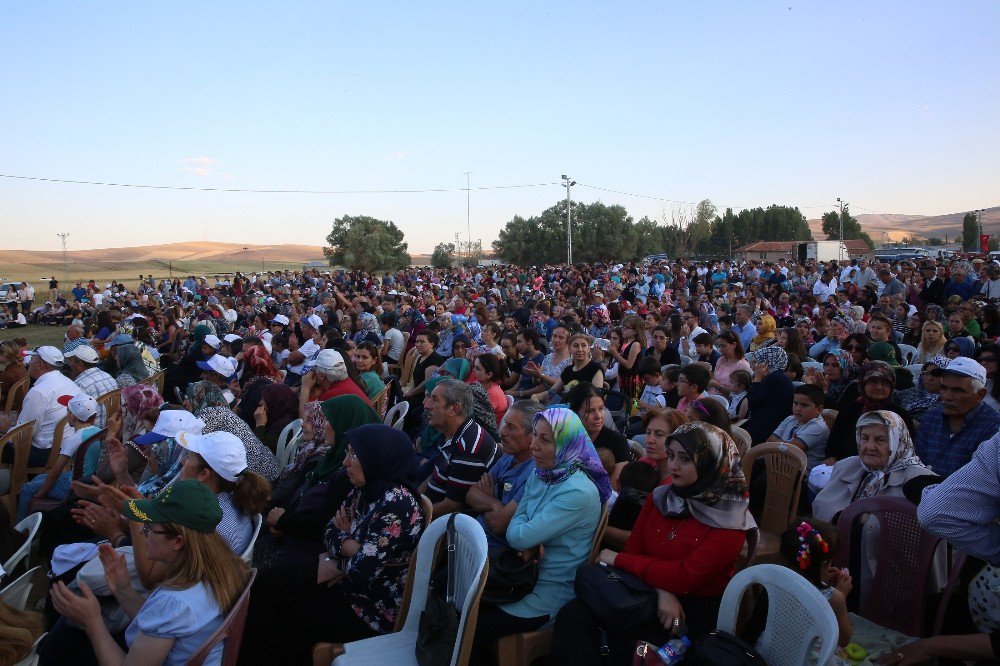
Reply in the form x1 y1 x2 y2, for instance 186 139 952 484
346 424 421 503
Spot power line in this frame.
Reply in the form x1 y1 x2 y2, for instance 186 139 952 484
0 173 559 195
576 183 835 211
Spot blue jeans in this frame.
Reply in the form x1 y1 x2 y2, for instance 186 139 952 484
18 471 72 520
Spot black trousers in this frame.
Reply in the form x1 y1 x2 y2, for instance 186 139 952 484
238 564 377 666
469 603 549 666
550 595 722 666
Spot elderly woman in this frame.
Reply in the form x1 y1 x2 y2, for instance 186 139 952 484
471 408 607 660
551 422 754 662
112 339 151 388
824 361 915 463
896 356 947 420
743 346 795 445
813 411 936 589
186 381 280 482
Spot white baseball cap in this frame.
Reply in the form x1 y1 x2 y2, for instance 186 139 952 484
133 410 206 445
177 431 248 482
303 314 323 329
313 349 346 372
34 346 65 367
223 333 242 343
58 393 97 421
203 334 221 350
65 345 101 364
270 314 290 326
941 357 987 385
197 355 237 378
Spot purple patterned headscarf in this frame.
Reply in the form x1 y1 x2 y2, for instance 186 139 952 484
533 407 612 504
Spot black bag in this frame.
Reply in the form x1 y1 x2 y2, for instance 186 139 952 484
574 563 657 630
415 514 460 665
481 547 539 605
684 630 766 666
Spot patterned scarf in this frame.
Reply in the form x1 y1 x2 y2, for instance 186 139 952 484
855 410 924 500
532 407 612 504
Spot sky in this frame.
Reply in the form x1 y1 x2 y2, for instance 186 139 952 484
2 1 999 254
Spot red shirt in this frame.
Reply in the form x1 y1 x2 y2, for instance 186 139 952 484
314 379 372 406
614 485 745 597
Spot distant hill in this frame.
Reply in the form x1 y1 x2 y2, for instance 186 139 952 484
808 206 1000 244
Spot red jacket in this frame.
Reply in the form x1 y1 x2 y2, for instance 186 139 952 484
613 487 745 597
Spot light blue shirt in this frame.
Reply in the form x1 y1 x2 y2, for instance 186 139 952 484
126 582 223 666
502 470 600 620
477 455 535 549
732 322 757 351
809 336 840 360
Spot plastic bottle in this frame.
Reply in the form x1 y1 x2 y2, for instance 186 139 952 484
655 635 691 664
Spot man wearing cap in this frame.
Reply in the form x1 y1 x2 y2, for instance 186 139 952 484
284 314 323 386
916 262 944 307
197 355 237 390
914 357 1000 478
66 345 118 426
302 349 370 406
17 393 100 519
10 346 81 466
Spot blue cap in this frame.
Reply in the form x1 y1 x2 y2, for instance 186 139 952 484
132 430 168 446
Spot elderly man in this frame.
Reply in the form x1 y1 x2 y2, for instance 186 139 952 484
422 378 500 517
65 345 118 426
914 357 1000 478
854 259 877 289
7 346 80 467
62 324 89 355
300 349 369 411
943 266 975 301
465 400 543 549
877 268 906 298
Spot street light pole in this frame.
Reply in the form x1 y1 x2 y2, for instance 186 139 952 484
464 172 472 260
562 175 576 265
57 233 69 282
836 197 845 261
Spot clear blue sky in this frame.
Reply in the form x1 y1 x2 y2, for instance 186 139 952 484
2 1 998 253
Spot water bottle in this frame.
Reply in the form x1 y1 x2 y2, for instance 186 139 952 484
655 635 691 664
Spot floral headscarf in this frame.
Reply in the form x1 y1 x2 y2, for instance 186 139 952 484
283 400 331 478
897 356 946 417
121 384 163 443
532 408 612 504
859 361 897 411
358 311 382 341
855 410 924 500
924 304 945 322
185 380 228 414
748 345 788 373
651 422 755 530
825 349 859 405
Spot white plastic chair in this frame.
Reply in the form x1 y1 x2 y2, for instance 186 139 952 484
240 514 263 563
801 360 823 372
679 354 693 365
275 419 302 469
12 632 47 666
717 564 839 666
3 512 42 574
627 439 646 459
505 394 514 409
897 344 918 365
1 565 41 611
384 402 409 431
333 513 489 666
904 364 925 381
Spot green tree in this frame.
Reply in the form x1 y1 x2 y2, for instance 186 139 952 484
926 237 945 246
634 216 666 257
821 205 873 248
963 212 980 252
431 243 456 268
324 215 410 270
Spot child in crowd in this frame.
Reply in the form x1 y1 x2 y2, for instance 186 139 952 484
660 365 682 409
728 370 751 421
779 519 853 648
626 357 666 436
693 332 721 369
675 364 710 413
767 384 829 470
17 394 102 520
271 334 290 369
605 460 661 549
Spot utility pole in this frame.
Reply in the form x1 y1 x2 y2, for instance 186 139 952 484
836 197 846 261
977 209 985 252
243 246 249 274
464 172 472 260
57 233 70 281
562 175 576 265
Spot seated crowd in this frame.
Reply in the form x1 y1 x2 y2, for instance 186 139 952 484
0 257 998 665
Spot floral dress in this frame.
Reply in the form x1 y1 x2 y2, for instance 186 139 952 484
324 486 424 633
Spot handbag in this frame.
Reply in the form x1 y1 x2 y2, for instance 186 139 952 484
481 547 539 605
574 562 656 631
631 641 662 665
684 630 766 665
415 513 460 666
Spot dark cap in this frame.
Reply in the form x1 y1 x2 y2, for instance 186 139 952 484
122 479 222 533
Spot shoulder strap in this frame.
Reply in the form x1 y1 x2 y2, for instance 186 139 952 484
445 513 458 605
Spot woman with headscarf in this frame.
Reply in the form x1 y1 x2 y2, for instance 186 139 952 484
896 356 947 420
163 322 212 399
813 411 936 588
186 380 279 481
253 382 300 453
824 361 915 463
96 384 164 483
471 408 605 659
743 346 795 445
241 424 425 665
943 335 975 360
113 342 151 388
280 401 330 479
804 349 860 411
552 422 754 662
748 313 777 352
351 311 382 346
236 343 283 427
265 396 381 561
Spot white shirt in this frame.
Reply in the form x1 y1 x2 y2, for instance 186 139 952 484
288 338 320 375
17 369 81 449
680 326 708 357
383 328 405 361
812 278 838 302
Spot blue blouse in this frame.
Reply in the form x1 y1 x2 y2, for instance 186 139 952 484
125 582 222 666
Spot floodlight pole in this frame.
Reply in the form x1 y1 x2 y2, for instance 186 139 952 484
57 233 69 281
837 198 846 261
562 175 576 265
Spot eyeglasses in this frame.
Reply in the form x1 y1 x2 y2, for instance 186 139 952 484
140 525 173 538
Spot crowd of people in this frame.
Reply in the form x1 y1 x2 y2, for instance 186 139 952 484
0 254 998 665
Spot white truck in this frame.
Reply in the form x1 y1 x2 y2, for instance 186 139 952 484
796 240 847 264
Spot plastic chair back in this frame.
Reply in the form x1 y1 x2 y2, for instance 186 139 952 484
0 421 36 524
718 564 838 666
834 495 942 637
730 427 752 457
0 565 41 611
932 549 968 636
12 631 46 666
240 515 263 563
802 360 823 372
97 389 122 424
587 506 610 564
398 348 418 389
505 394 514 410
372 386 390 419
4 376 29 411
27 415 69 476
741 442 806 535
185 568 257 666
627 439 645 459
384 402 408 431
821 409 838 431
897 344 918 365
3 512 43 573
391 494 436 633
275 419 302 469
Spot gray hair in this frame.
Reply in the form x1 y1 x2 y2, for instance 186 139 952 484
434 378 473 418
970 377 986 394
67 324 84 335
316 364 348 384
502 399 544 432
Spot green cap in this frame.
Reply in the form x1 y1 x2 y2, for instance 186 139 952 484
122 479 222 533
867 342 899 368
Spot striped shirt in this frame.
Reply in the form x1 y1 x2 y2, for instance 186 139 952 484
426 418 499 504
